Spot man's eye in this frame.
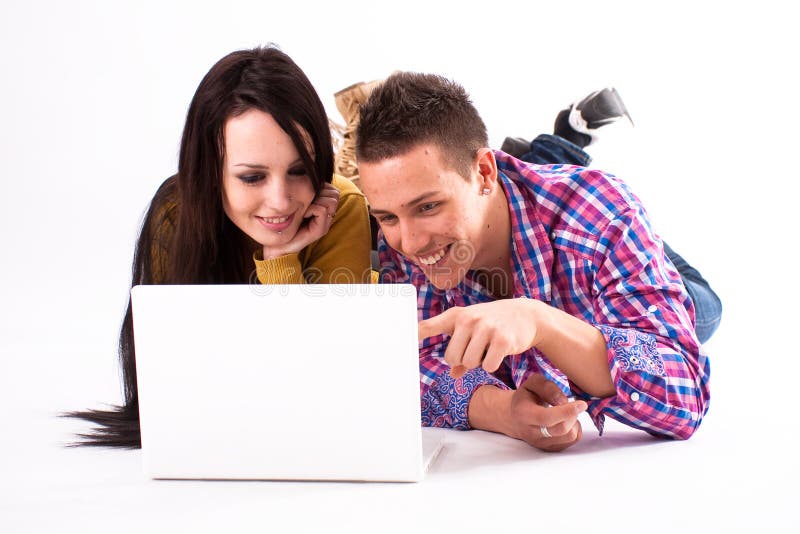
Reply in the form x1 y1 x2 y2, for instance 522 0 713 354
378 214 397 224
420 202 438 212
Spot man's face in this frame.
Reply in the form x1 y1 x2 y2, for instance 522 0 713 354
359 143 490 290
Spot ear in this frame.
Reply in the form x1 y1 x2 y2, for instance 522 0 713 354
474 147 498 193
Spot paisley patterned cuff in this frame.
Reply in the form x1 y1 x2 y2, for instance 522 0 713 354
420 368 509 429
597 325 667 378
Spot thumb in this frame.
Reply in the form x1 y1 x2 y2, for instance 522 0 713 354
418 309 456 342
522 374 568 406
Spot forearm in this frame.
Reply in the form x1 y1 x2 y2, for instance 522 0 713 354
530 299 615 398
467 385 515 437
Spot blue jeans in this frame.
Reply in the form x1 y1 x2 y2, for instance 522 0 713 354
520 134 722 343
520 134 594 166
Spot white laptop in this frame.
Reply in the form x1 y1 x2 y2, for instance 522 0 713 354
130 283 443 482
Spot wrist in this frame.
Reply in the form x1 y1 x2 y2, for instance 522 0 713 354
261 247 289 260
261 243 303 260
468 385 516 437
526 297 552 349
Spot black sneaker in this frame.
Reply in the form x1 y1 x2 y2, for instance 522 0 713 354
567 87 633 144
500 136 531 158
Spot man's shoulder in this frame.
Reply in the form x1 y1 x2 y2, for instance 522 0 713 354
502 157 643 224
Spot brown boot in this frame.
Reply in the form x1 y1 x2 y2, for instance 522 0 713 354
332 79 381 189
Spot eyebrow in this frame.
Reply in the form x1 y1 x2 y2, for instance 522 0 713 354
369 191 440 215
233 163 268 169
231 159 305 170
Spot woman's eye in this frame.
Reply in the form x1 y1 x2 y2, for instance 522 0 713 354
239 174 264 184
288 167 309 178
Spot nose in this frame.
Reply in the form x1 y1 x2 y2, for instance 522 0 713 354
398 218 427 256
264 176 292 213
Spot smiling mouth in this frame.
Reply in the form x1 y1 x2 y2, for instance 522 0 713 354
256 213 295 231
259 215 290 224
417 244 451 266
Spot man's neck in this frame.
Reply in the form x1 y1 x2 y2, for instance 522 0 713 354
475 184 513 299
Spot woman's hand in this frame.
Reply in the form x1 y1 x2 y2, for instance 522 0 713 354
262 183 340 259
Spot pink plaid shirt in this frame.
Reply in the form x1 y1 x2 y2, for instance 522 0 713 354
378 152 710 439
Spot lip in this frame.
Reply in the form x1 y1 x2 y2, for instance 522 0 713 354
256 212 295 232
416 243 452 268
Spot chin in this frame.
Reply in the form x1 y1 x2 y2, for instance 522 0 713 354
426 268 467 291
254 227 300 247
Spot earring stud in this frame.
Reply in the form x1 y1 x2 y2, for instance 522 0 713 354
481 188 491 195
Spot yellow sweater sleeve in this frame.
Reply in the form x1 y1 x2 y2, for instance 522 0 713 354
253 175 373 284
252 252 305 284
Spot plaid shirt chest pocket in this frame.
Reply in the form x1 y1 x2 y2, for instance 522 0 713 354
547 224 602 322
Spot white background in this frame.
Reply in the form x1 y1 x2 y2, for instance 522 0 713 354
1 0 798 532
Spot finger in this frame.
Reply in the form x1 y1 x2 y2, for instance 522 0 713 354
513 393 586 428
521 374 569 406
302 204 334 237
538 411 582 438
317 183 339 195
303 202 327 220
317 186 340 205
320 183 339 194
538 420 583 452
418 309 456 342
443 321 471 369
481 338 509 374
449 365 467 379
534 400 587 428
461 330 489 370
314 197 339 217
314 193 339 206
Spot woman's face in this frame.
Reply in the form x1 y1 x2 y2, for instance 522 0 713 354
221 109 316 247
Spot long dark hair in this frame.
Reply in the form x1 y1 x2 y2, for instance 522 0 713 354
67 45 334 447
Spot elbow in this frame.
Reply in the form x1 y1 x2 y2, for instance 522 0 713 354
646 398 709 441
676 402 708 440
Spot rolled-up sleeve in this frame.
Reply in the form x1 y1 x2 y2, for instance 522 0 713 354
572 206 711 439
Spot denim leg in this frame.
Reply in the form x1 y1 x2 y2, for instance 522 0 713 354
518 134 593 166
663 242 722 343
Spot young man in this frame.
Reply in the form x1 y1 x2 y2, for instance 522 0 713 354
355 73 711 452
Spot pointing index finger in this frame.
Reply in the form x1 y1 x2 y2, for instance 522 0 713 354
418 308 457 342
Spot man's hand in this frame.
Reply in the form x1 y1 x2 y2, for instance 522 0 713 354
418 298 542 377
509 374 586 452
419 298 615 398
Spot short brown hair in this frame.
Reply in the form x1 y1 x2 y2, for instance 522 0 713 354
355 72 488 178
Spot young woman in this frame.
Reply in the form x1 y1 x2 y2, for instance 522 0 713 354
70 46 373 447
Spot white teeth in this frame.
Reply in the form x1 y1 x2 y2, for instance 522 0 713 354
418 246 447 266
262 216 289 224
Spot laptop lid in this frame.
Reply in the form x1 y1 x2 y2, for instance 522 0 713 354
131 283 438 482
